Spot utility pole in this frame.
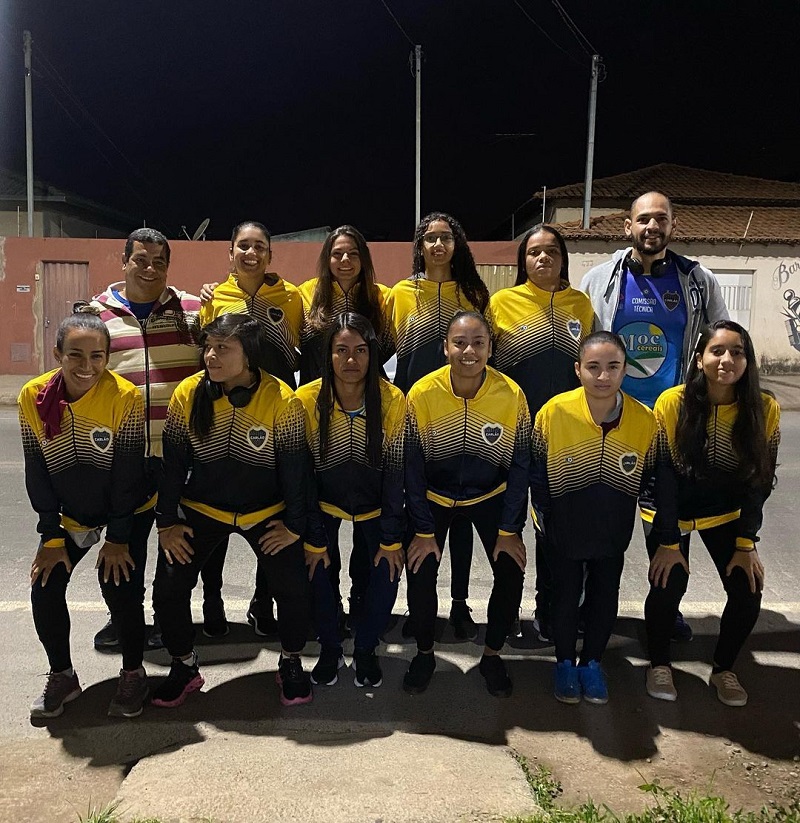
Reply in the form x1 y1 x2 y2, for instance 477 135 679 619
582 54 601 230
24 30 34 238
414 44 422 229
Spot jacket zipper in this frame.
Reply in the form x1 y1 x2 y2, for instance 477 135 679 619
548 291 556 396
455 398 468 506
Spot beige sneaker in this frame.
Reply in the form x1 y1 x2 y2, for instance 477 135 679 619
710 670 748 706
646 665 677 701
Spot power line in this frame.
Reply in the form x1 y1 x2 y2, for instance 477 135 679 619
551 0 599 56
510 0 586 68
376 0 415 46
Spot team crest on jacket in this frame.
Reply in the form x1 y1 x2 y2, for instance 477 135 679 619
663 291 681 312
247 426 269 450
481 422 503 445
619 453 638 474
89 427 112 452
267 306 284 325
567 320 582 340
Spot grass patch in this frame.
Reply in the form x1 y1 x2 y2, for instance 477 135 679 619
508 755 800 823
77 801 214 823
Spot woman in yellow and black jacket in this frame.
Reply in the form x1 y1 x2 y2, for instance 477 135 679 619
20 311 149 719
531 331 657 705
490 224 595 641
403 311 530 698
297 312 406 689
198 220 303 635
644 320 780 707
387 212 491 640
152 314 313 709
298 225 394 385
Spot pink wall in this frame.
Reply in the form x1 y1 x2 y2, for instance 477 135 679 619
0 237 517 374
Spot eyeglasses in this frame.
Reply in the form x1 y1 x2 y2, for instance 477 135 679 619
422 232 455 245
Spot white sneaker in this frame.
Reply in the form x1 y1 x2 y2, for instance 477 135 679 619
645 665 677 701
710 670 748 707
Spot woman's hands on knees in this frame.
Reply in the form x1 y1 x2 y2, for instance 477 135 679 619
304 549 330 580
96 541 135 585
159 524 195 565
406 536 440 574
259 520 299 555
30 546 72 587
375 547 405 582
649 545 689 588
727 548 765 594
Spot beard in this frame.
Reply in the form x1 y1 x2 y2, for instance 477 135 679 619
632 232 669 257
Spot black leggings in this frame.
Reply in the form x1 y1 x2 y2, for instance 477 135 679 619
550 550 625 665
31 509 151 672
153 509 310 657
406 497 524 652
644 520 761 670
448 515 473 601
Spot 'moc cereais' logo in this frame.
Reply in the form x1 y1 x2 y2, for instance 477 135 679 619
247 426 269 451
567 320 582 340
481 422 503 445
619 453 638 475
89 427 113 452
267 306 284 325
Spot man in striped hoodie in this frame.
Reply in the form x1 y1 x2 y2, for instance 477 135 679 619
89 228 216 649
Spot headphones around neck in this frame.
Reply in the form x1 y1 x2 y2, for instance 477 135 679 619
625 250 670 278
205 368 261 408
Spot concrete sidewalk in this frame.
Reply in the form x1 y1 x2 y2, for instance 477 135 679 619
1 607 798 823
4 373 800 409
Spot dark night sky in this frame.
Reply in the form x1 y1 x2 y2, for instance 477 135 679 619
1 0 798 240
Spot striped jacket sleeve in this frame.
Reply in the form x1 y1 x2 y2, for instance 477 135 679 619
379 391 406 550
499 391 531 535
156 392 192 528
106 392 146 543
404 393 435 537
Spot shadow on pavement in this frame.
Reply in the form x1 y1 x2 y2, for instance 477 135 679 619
38 610 799 771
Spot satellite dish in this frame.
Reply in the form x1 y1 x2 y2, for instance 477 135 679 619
192 218 211 241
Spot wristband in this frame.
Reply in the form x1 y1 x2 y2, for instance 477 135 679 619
735 546 756 553
42 538 66 549
660 543 680 552
379 542 402 552
303 543 327 554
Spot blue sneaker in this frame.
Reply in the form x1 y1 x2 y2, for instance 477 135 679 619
578 660 608 704
554 660 581 704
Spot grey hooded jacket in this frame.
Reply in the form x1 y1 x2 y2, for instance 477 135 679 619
580 247 729 380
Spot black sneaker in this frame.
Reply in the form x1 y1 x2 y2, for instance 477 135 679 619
671 611 693 642
276 655 313 706
311 646 344 686
247 603 278 637
146 616 164 650
108 668 149 718
93 617 119 649
30 670 82 718
449 601 478 641
203 599 230 638
403 652 436 694
479 654 513 698
151 655 204 708
353 648 383 688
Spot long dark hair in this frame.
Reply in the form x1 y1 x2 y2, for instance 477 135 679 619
316 312 383 467
514 223 570 286
676 320 772 486
309 225 385 336
412 212 489 313
189 314 266 440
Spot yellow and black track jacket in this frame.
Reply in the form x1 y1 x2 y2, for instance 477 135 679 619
649 385 780 547
490 280 595 418
405 365 531 536
157 369 308 536
297 378 406 551
387 277 484 393
18 369 147 546
297 279 394 385
199 274 302 387
531 387 657 559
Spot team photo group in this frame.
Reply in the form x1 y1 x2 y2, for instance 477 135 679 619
19 191 780 721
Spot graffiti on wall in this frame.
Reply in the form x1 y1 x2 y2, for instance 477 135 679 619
773 260 800 354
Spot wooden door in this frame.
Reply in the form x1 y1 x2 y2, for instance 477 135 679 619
42 261 90 367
